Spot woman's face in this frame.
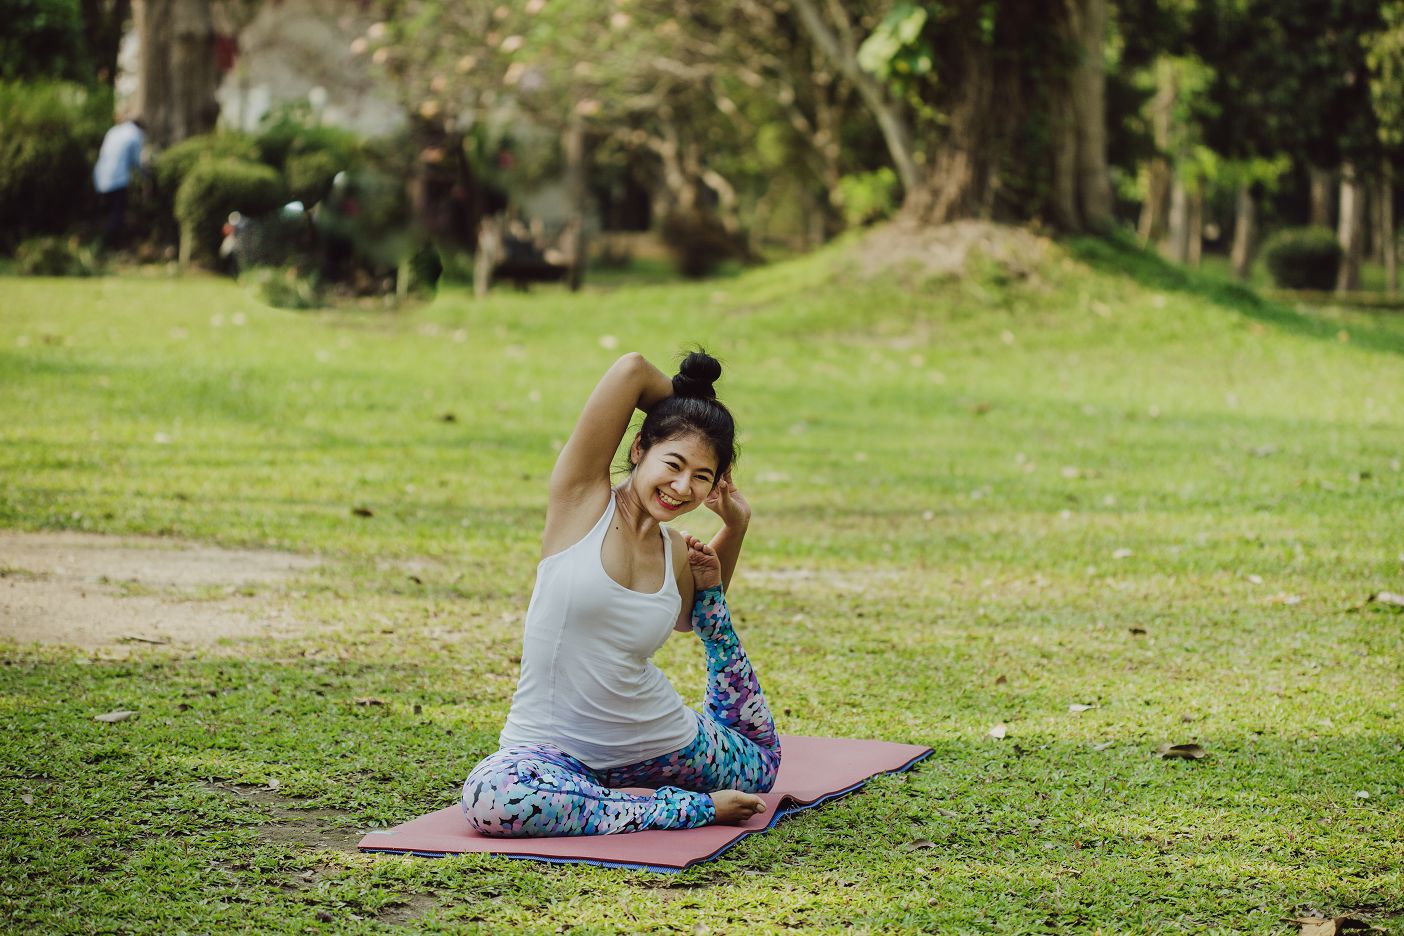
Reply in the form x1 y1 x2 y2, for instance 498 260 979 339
629 432 719 522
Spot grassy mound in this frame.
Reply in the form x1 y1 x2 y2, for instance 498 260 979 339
1 234 1401 932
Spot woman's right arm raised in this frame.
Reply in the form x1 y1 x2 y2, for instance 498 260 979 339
543 354 672 543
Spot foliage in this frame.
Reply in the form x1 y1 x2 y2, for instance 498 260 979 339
174 158 285 263
152 132 261 221
283 150 344 206
0 80 112 247
240 265 324 310
2 246 1403 930
13 234 101 275
1365 2 1404 152
0 0 90 83
254 106 364 192
1261 226 1343 289
834 168 900 227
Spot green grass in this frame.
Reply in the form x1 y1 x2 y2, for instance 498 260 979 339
2 234 1402 934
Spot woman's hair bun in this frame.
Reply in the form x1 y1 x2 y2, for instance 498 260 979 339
672 349 721 399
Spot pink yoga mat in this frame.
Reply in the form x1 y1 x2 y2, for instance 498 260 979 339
359 735 932 872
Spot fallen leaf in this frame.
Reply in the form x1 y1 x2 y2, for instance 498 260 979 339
21 793 34 806
1092 741 1115 751
994 674 1008 686
408 575 423 585
1158 743 1206 760
988 723 1007 740
351 506 374 518
439 412 457 422
902 839 937 850
1368 591 1404 609
355 697 386 706
1112 548 1134 559
413 703 423 715
267 778 281 791
1266 592 1303 606
1246 574 1264 585
1068 703 1096 713
1250 444 1278 458
1128 627 1147 636
1354 790 1370 800
94 710 137 723
936 808 958 819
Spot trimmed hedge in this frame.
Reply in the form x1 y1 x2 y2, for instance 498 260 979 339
0 80 111 247
1261 226 1342 290
174 158 285 263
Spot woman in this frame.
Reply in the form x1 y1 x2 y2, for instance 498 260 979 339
462 350 781 836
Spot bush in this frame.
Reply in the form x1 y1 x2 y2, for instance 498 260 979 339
174 158 285 263
835 168 899 228
0 80 111 247
152 132 259 198
1261 226 1342 290
14 234 101 276
241 265 324 310
284 149 342 205
255 108 362 206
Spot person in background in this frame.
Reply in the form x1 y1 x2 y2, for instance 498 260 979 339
93 113 147 251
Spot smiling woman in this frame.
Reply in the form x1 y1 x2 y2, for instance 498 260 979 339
460 350 781 836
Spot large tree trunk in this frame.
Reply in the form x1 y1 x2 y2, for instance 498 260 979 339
134 0 219 149
1137 58 1176 246
1230 184 1256 281
1309 167 1334 228
1066 0 1114 231
563 109 587 292
1383 170 1397 294
1187 182 1203 268
1336 163 1365 292
1164 172 1190 264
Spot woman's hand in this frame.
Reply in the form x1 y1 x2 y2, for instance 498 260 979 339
683 533 723 591
704 472 750 530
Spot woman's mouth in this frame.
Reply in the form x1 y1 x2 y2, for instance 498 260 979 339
656 491 686 511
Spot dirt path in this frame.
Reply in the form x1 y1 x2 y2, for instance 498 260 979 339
0 531 321 654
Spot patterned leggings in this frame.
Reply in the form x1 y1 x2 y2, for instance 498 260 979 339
462 586 781 837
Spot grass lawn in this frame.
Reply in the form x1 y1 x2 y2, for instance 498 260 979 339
1 233 1402 933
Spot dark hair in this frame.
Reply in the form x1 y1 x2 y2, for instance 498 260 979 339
631 350 737 482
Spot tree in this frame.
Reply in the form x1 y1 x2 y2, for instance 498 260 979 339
790 0 1115 232
1366 1 1404 292
133 0 220 148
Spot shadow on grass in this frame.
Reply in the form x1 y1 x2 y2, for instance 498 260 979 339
1067 235 1404 358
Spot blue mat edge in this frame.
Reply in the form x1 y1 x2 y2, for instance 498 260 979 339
363 746 934 873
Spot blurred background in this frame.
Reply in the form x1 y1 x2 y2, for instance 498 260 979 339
1 0 1400 304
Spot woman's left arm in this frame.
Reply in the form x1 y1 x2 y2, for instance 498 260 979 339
705 475 750 591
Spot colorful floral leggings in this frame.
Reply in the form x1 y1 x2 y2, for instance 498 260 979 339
462 586 781 837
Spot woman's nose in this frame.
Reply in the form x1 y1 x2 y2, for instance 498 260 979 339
670 476 691 494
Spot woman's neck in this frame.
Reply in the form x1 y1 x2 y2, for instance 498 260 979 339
612 483 660 542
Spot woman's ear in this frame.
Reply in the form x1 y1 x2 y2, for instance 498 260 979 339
629 434 642 468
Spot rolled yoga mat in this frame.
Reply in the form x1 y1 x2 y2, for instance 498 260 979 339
359 735 933 872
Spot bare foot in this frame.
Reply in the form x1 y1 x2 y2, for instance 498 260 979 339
709 790 767 824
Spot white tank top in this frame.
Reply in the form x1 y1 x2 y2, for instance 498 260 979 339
498 494 698 769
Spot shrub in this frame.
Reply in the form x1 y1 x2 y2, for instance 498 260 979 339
14 234 101 276
0 80 111 247
284 149 342 206
1261 226 1342 290
835 168 899 228
152 132 259 198
241 265 324 310
174 158 285 263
